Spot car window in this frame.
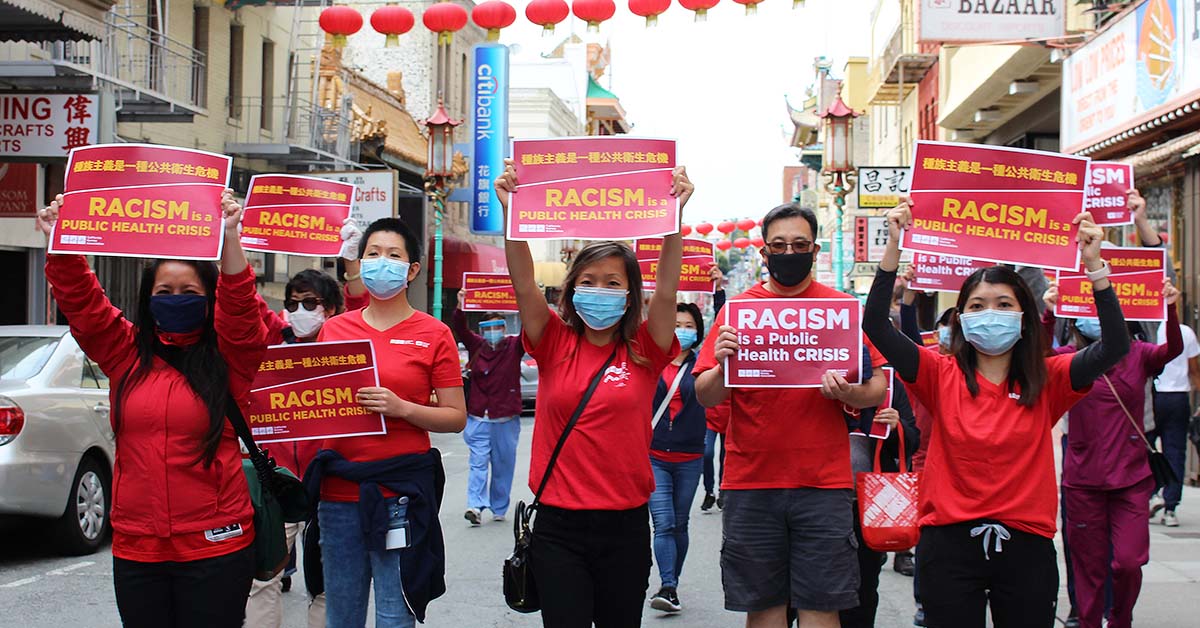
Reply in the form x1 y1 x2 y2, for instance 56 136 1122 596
0 336 60 381
81 358 110 390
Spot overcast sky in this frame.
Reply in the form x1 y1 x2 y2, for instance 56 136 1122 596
498 0 876 224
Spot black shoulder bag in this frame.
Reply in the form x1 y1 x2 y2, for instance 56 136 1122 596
1103 375 1180 490
503 345 618 613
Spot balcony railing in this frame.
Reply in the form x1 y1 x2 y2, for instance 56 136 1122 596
867 17 937 105
227 96 362 166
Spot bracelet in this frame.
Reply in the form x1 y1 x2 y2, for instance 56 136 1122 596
1084 260 1111 282
343 271 361 282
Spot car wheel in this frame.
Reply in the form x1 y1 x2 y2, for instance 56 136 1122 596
56 455 110 555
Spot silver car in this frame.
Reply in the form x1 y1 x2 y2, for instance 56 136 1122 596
0 326 115 555
521 354 537 412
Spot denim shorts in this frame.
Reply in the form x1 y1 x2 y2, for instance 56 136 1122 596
720 488 859 612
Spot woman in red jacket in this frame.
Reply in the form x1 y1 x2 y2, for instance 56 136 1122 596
38 191 268 628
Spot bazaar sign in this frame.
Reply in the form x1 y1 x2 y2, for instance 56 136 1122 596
918 0 1066 44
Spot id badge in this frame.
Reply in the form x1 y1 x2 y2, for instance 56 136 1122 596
386 521 410 550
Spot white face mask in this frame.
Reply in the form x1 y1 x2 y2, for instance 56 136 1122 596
289 306 326 339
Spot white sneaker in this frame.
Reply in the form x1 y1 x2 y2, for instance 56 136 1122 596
493 514 506 522
464 508 482 526
1163 511 1180 527
1149 494 1166 520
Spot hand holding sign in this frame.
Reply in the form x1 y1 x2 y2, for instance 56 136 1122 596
1074 211 1104 270
1163 278 1179 305
37 194 62 237
356 386 408 418
494 158 518 212
820 371 856 402
670 166 694 209
873 407 900 430
1042 282 1059 309
1128 189 1146 221
886 199 913 243
222 189 244 233
713 324 739 363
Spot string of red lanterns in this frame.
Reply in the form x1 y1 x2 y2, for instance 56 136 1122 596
369 5 414 48
629 0 671 27
473 0 517 41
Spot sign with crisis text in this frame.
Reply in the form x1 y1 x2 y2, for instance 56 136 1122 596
723 299 863 388
902 141 1089 271
1084 162 1134 226
909 252 995 293
636 237 715 293
1055 247 1167 321
508 137 678 240
50 144 232 260
246 340 386 444
240 174 355 257
471 43 508 235
461 272 519 312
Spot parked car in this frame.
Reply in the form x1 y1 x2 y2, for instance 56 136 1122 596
0 326 115 555
521 354 538 412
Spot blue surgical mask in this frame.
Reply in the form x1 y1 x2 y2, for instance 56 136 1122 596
938 326 952 348
482 329 504 345
572 286 629 331
675 327 698 349
959 309 1023 356
361 258 411 300
150 294 209 334
1075 317 1102 341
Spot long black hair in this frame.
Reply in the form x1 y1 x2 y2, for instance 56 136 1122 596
952 266 1047 407
114 260 231 466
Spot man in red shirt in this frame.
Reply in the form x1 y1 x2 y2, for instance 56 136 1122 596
694 203 888 628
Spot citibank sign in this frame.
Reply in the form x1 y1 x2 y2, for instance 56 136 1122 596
472 44 509 236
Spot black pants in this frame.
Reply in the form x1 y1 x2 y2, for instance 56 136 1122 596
917 522 1058 628
531 504 651 628
113 545 254 628
839 514 884 628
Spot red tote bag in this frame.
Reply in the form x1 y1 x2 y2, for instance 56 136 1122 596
856 427 921 552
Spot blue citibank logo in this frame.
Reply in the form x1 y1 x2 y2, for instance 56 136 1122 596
471 43 509 235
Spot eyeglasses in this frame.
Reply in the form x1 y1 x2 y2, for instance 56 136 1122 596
284 297 324 312
765 240 815 255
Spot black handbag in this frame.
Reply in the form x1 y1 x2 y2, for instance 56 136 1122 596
503 346 618 613
1103 375 1180 490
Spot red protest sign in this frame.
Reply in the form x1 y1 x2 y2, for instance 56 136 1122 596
1084 162 1133 226
869 367 895 439
909 252 994 293
462 272 518 312
1055 247 1167 321
723 298 862 388
240 174 355 257
636 237 715 293
902 141 1088 271
508 137 678 241
246 340 385 444
50 144 231 260
920 331 939 348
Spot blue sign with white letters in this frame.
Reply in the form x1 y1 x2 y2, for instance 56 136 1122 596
471 43 508 235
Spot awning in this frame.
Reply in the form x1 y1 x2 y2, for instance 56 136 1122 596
1117 130 1200 178
0 0 112 41
427 236 508 289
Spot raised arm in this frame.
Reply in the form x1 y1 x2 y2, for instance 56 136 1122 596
451 294 483 354
1130 189 1178 283
1147 280 1183 372
215 192 269 388
647 167 694 352
495 160 552 348
339 218 367 303
1068 212 1131 390
862 202 921 383
711 265 727 314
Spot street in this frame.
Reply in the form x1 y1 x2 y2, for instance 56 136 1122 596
3 417 1199 627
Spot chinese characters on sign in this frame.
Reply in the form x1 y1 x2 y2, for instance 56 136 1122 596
723 298 863 388
856 167 910 209
636 237 716 293
461 272 519 312
240 174 355 257
0 93 98 157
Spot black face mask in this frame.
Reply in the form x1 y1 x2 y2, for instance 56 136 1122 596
767 252 814 287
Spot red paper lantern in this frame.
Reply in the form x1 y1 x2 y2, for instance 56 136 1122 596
572 0 616 33
756 218 763 227
370 5 414 48
717 220 736 234
750 236 764 247
629 0 671 27
472 1 516 41
695 222 714 235
680 224 692 236
678 0 719 21
733 0 764 15
715 239 733 251
320 6 364 48
526 0 570 35
423 1 469 44
734 237 751 249
736 218 756 232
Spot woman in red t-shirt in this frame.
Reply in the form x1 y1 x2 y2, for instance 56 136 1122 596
38 191 268 628
863 200 1130 628
494 160 692 627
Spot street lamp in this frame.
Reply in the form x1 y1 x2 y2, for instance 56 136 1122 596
424 98 461 320
817 92 859 292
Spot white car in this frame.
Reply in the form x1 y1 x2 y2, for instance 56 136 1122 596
0 326 115 554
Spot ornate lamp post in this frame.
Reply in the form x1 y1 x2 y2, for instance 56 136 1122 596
817 92 859 292
424 99 461 320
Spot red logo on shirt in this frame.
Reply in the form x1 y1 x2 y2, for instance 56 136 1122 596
602 362 630 388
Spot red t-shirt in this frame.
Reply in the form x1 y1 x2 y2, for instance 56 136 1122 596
525 316 677 510
908 350 1088 538
694 282 885 491
317 309 463 501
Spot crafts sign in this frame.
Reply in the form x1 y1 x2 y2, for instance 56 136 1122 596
461 272 518 312
636 237 715 293
246 340 386 443
902 141 1089 271
508 137 678 240
723 299 863 388
240 174 355 257
1055 247 1167 321
50 144 231 260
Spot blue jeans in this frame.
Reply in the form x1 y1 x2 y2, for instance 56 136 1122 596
463 415 520 517
702 429 725 495
318 500 415 628
1152 391 1190 510
649 456 703 589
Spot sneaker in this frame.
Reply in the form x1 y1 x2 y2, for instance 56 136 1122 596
716 492 726 510
493 514 506 522
464 508 482 526
281 576 292 593
1150 494 1166 520
894 552 915 576
1163 510 1180 527
649 587 681 613
701 493 716 511
1064 616 1081 628
913 603 927 627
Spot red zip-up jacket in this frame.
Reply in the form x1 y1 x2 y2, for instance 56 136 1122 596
46 255 268 562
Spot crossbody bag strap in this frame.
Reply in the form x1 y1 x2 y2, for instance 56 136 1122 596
1101 374 1156 453
651 362 688 430
531 345 619 508
225 397 280 488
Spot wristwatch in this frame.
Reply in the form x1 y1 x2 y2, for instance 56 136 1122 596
1084 260 1111 282
343 271 361 282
